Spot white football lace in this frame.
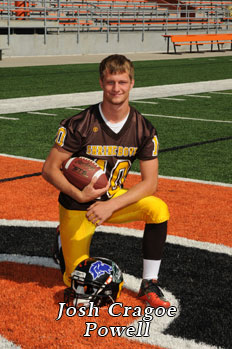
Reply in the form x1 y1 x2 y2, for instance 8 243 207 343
79 156 98 167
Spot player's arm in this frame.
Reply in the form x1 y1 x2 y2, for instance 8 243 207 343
112 157 158 207
86 158 158 225
42 145 109 203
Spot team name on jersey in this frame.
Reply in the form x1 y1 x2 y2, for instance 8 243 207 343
86 145 138 157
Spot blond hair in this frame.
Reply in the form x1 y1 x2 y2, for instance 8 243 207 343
99 54 134 81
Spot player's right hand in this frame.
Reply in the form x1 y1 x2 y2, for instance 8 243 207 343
79 176 110 203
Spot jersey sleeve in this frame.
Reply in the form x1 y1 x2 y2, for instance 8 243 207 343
136 124 159 161
54 117 82 153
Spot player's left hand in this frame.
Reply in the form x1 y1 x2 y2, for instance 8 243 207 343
86 201 114 226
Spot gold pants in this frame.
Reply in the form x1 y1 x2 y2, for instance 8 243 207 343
59 189 169 286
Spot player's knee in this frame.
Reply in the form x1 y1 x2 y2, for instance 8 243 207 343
145 197 170 224
158 200 169 222
63 272 71 287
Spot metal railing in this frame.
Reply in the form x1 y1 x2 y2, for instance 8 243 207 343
0 0 231 44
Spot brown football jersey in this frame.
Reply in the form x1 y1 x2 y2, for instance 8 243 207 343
55 103 158 210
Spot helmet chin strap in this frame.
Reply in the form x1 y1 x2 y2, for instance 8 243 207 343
88 275 114 307
73 297 90 307
92 275 113 301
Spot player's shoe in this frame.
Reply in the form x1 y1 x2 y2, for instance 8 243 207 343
52 225 65 275
138 279 170 308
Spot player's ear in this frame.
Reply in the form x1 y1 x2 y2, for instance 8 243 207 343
130 79 135 89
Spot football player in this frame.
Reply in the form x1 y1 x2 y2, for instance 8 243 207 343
42 54 170 308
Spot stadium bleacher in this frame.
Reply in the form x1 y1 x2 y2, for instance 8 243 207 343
0 0 231 31
0 0 231 56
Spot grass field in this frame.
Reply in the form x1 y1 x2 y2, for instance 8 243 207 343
1 88 232 183
0 56 232 99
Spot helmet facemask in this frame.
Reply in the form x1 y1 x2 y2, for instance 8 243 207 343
64 257 123 308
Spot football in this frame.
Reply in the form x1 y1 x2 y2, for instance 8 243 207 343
62 157 108 190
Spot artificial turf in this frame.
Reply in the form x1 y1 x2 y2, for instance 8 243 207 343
0 56 232 99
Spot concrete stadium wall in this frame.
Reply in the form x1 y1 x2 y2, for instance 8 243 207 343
1 29 231 57
0 31 169 57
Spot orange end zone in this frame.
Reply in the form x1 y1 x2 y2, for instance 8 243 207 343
0 155 231 247
0 262 160 349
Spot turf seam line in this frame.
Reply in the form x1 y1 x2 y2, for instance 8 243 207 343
143 113 232 123
0 172 42 183
159 136 232 153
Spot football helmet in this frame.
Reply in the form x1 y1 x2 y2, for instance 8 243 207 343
64 257 123 308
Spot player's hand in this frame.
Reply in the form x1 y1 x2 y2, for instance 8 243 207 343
79 176 109 203
86 200 114 226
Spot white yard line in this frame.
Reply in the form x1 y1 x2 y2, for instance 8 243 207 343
185 94 211 98
210 91 232 95
0 335 21 349
158 174 232 188
131 101 158 105
27 111 57 116
0 79 232 114
0 116 19 120
156 97 186 101
129 170 232 187
65 107 85 110
0 153 44 162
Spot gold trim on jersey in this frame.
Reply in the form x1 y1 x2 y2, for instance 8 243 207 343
55 127 67 147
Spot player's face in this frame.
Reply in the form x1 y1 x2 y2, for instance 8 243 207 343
100 70 134 106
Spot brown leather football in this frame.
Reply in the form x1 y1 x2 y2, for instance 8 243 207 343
62 157 108 190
